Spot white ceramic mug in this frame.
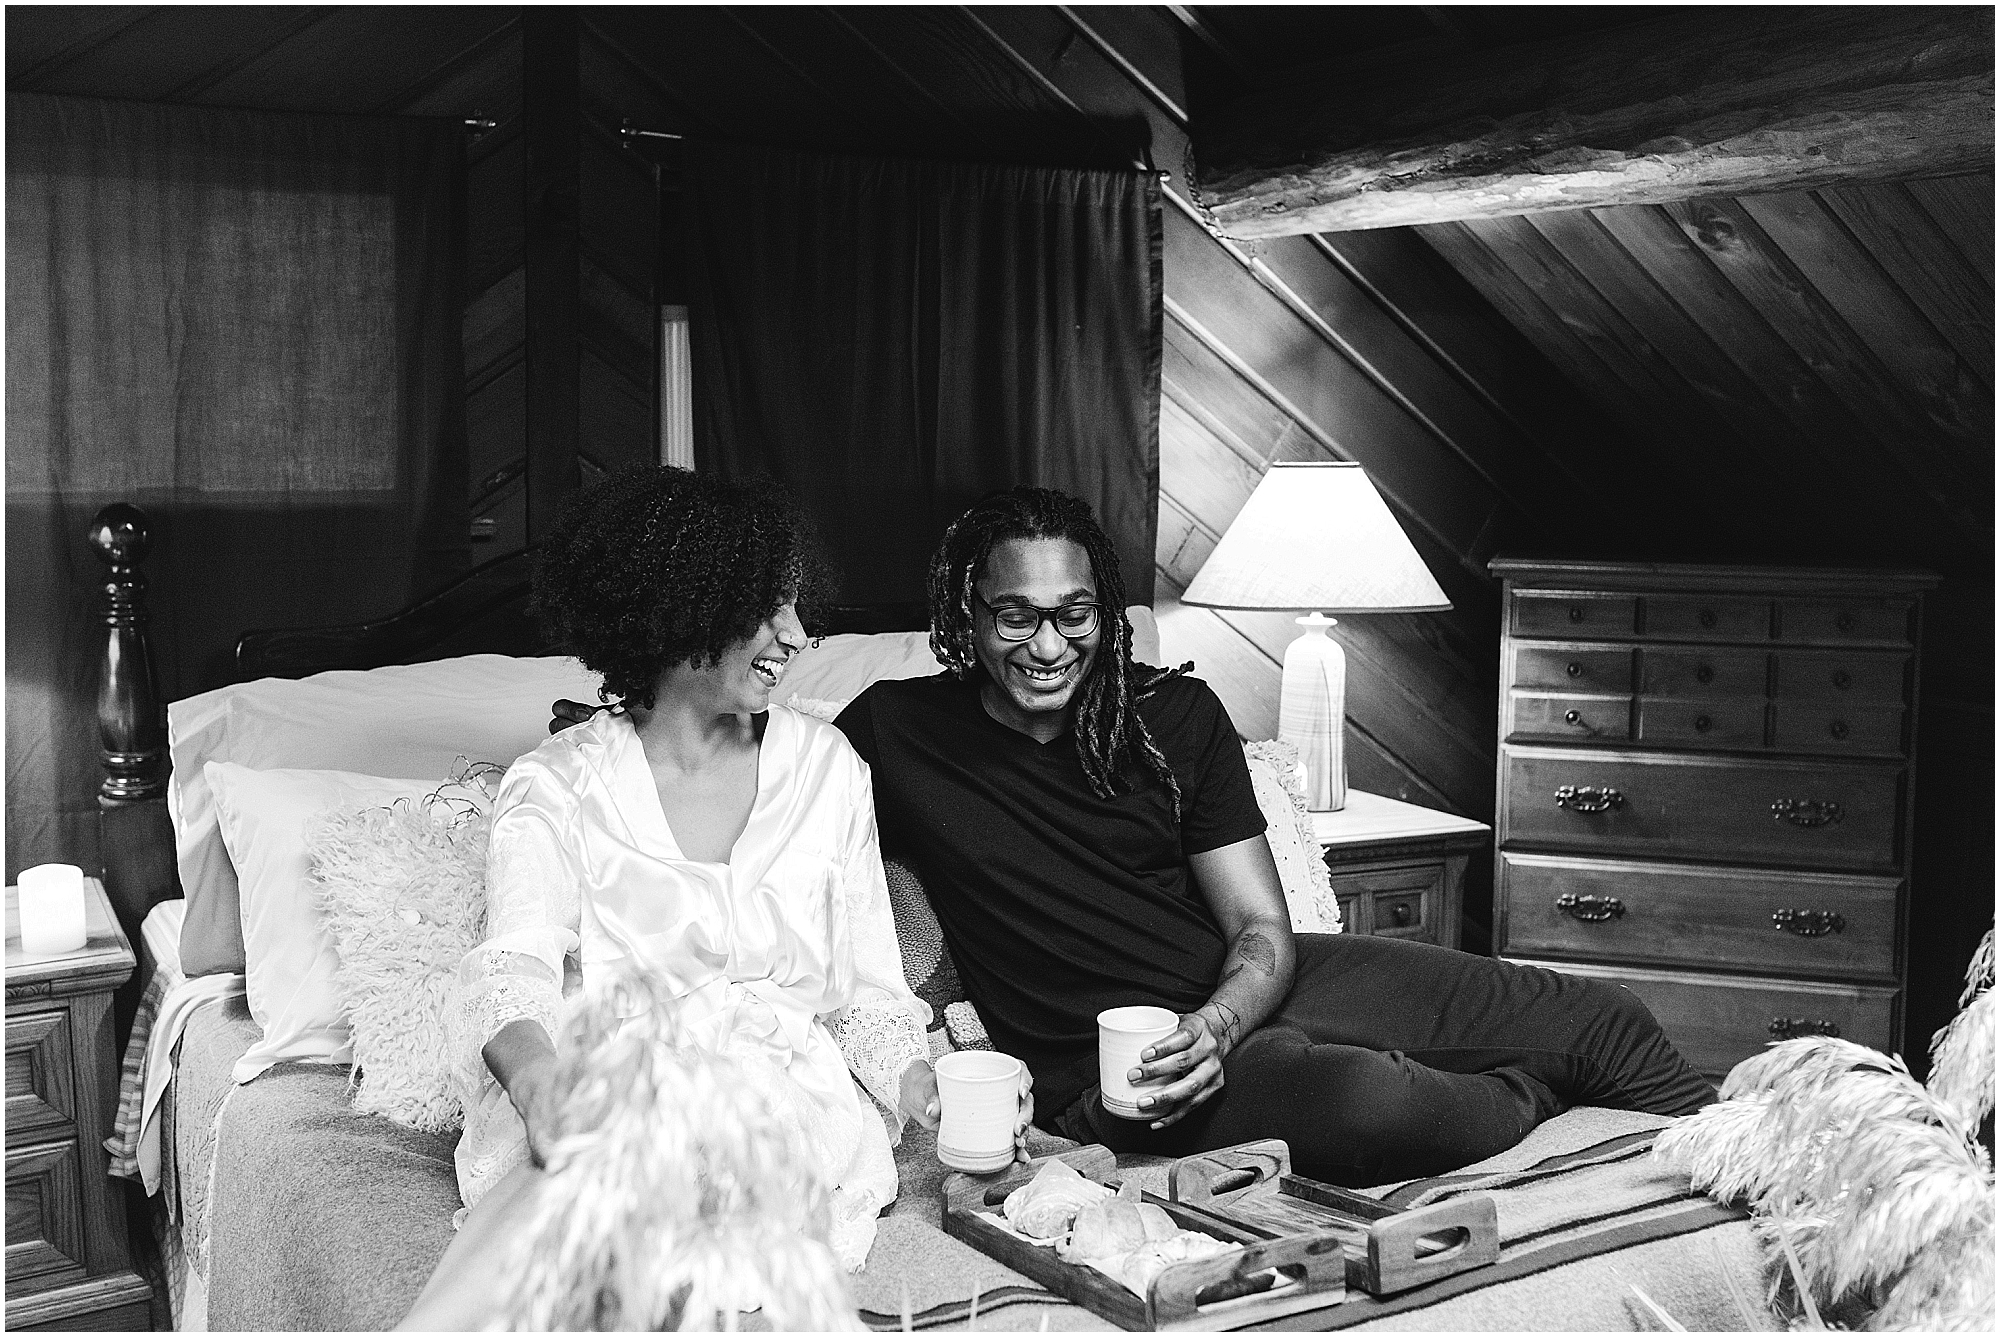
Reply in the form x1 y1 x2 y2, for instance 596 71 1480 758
16 863 87 957
1098 1005 1181 1119
934 1050 1023 1173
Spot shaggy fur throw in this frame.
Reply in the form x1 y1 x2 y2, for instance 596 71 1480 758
1654 928 1996 1330
305 770 496 1134
495 964 859 1331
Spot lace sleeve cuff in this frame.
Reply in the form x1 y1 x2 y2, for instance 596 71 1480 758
827 997 931 1129
452 947 568 1086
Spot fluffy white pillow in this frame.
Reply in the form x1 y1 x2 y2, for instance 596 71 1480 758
1243 740 1342 934
205 761 493 1083
306 798 491 1133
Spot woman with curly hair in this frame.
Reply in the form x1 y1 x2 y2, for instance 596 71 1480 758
403 466 987 1326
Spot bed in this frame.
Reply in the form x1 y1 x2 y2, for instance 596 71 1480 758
90 527 1771 1332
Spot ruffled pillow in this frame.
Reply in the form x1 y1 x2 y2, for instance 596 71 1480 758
305 772 497 1133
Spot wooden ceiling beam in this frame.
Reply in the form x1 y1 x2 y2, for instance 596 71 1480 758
1194 6 1994 238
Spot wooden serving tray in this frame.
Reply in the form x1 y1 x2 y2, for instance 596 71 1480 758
941 1145 1350 1332
1166 1139 1500 1297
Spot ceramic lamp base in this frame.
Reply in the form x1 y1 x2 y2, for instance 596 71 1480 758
1278 614 1347 811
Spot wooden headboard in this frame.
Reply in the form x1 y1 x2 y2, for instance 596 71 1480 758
92 503 929 940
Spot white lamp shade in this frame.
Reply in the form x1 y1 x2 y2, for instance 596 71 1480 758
1181 462 1451 613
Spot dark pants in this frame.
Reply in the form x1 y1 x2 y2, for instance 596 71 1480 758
1055 933 1716 1187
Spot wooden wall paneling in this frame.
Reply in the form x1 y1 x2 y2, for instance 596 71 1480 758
587 6 872 151
1242 232 1600 534
1453 217 1804 542
1522 208 1890 550
719 7 971 158
1155 493 1215 583
1586 202 1979 570
1163 207 1511 582
1901 173 1994 288
1057 5 1190 123
833 8 1118 168
579 346 653 477
380 16 522 122
1657 198 1991 544
466 135 526 297
1416 220 1753 549
1311 227 1651 547
9 5 328 101
6 6 151 83
180 7 516 114
578 258 654 389
578 22 716 141
1816 184 1994 389
522 9 582 544
463 269 526 394
578 132 659 301
1736 191 1993 449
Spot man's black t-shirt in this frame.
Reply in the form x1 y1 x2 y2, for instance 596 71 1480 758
835 671 1266 1118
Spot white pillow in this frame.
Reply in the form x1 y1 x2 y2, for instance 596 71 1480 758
169 654 603 973
205 761 491 1083
1242 740 1342 934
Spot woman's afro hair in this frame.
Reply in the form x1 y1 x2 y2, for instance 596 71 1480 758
531 465 826 710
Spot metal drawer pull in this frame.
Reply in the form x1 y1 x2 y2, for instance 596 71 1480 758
1566 661 1583 677
1698 609 1717 629
1568 605 1585 623
1555 785 1623 813
1695 664 1713 684
1772 909 1846 936
1694 714 1713 733
1829 720 1849 740
1768 1017 1841 1041
1831 670 1851 689
1556 893 1625 922
1771 798 1843 827
1390 902 1413 927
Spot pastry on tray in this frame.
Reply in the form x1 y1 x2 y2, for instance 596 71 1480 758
1002 1158 1114 1240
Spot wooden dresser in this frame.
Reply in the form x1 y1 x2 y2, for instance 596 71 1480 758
6 878 152 1330
1314 793 1490 949
1488 559 1936 1080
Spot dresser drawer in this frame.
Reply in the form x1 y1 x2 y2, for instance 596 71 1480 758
1770 651 1911 703
1771 703 1907 756
1642 595 1771 642
1511 645 1635 692
1638 649 1768 698
1498 853 1900 980
1511 960 1898 1079
1775 597 1916 647
1635 696 1765 749
1327 864 1441 944
5 1139 88 1296
1512 593 1638 639
5 1011 75 1143
1500 748 1904 872
1508 693 1631 744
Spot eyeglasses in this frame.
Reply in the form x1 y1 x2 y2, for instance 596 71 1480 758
978 596 1101 642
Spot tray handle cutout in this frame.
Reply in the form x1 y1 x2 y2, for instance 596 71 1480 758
1167 1138 1291 1208
1149 1231 1347 1327
1365 1196 1499 1295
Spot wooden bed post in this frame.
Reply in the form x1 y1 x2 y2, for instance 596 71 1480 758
90 503 178 946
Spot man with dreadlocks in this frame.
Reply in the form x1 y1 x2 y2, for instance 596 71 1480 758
552 486 1713 1184
828 487 1715 1186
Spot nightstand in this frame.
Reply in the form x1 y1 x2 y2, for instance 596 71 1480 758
6 877 152 1330
1314 792 1491 950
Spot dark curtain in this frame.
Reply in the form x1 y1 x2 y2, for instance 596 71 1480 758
684 144 1160 608
5 94 466 880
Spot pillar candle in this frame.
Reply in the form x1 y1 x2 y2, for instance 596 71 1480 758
18 863 87 956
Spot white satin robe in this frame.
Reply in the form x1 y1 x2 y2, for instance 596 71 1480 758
450 705 932 1269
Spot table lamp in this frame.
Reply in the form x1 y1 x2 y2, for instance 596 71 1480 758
1181 462 1450 811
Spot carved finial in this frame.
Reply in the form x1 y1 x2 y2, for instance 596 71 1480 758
91 502 164 803
88 503 151 569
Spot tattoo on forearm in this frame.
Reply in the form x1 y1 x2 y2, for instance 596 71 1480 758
1203 1000 1243 1051
1237 930 1278 977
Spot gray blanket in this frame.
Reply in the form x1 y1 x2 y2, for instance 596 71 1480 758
175 1000 1768 1331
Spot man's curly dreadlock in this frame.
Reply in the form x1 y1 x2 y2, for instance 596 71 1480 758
926 488 1192 815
